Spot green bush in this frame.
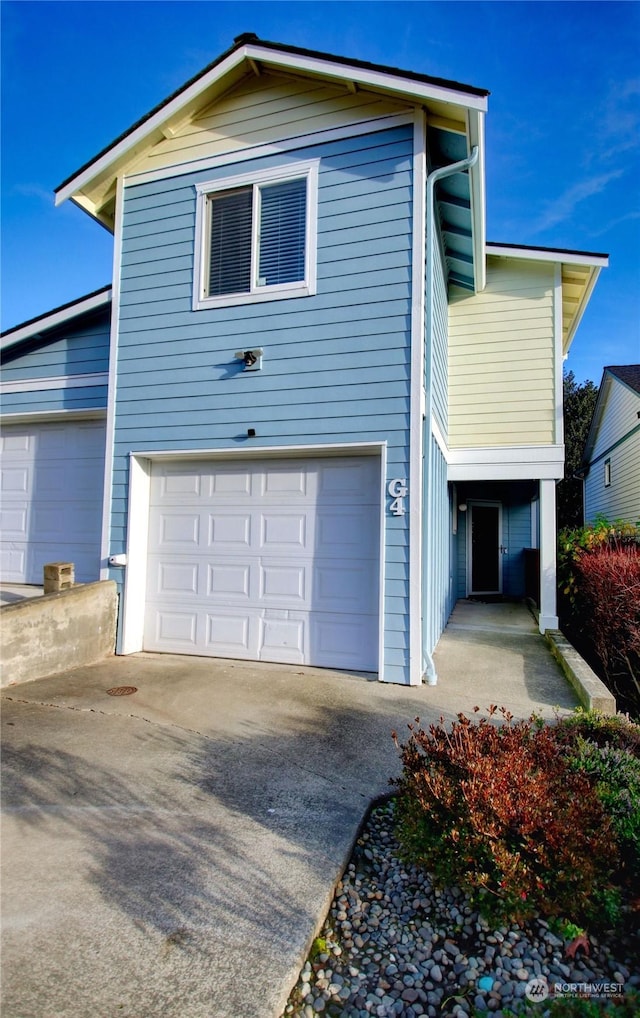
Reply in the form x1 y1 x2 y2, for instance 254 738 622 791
392 707 618 930
556 711 640 893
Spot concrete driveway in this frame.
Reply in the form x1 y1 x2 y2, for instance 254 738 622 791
1 611 578 1018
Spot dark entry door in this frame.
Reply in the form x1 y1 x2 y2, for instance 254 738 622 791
469 502 502 594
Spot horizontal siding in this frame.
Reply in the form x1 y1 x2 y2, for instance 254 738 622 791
585 429 640 524
1 311 110 416
131 73 410 177
430 237 449 435
113 124 414 683
1 312 110 381
448 258 555 447
1 386 107 416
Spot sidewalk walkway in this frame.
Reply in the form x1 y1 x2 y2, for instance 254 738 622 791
432 599 579 716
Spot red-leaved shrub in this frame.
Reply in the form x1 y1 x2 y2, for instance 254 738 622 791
573 544 640 704
392 708 618 929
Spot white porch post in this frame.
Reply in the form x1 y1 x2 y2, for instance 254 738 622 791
538 478 559 632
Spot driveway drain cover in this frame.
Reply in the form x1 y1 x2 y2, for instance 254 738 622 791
106 686 138 696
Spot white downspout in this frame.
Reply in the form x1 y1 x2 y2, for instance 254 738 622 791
422 145 479 684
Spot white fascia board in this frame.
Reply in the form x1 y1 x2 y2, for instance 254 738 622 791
0 408 106 425
249 44 489 112
55 48 249 207
487 244 609 269
467 109 486 292
1 289 112 352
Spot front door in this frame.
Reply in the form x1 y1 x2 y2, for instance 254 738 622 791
468 501 502 595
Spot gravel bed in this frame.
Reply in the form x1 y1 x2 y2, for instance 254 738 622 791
282 800 639 1017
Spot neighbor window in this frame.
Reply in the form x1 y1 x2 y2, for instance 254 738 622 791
604 458 611 487
193 162 318 309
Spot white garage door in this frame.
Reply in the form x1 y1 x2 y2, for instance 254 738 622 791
0 419 106 584
144 456 380 670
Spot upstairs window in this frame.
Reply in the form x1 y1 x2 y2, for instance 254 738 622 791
193 162 318 309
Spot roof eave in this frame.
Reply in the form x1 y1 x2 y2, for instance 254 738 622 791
54 39 489 222
1 286 112 353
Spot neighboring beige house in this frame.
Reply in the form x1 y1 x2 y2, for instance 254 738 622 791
581 365 640 525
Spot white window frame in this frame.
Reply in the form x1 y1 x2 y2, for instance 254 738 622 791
604 457 611 487
193 160 319 310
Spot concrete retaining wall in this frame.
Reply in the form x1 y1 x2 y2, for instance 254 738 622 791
1 581 118 687
545 630 616 714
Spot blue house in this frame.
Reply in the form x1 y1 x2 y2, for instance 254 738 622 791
0 36 608 684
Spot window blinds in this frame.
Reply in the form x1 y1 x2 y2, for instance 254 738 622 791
258 178 307 287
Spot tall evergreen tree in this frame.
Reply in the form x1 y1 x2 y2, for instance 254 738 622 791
557 370 599 529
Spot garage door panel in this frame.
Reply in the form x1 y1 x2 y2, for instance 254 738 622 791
316 507 378 557
259 615 305 663
206 612 253 657
1 548 26 577
210 467 253 498
0 505 28 538
1 467 29 494
155 610 198 647
144 455 380 670
310 613 376 671
156 512 201 548
207 562 251 598
317 459 378 501
261 465 308 499
208 512 251 549
1 433 31 455
259 561 307 604
314 560 378 612
259 512 308 551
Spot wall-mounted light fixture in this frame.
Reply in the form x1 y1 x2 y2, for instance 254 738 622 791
235 348 264 371
458 503 468 512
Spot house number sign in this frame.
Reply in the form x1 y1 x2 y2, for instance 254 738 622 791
388 478 408 516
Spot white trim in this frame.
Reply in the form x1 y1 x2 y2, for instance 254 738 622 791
0 408 106 425
467 109 486 292
118 442 387 666
1 289 112 351
431 413 448 460
486 243 608 268
0 372 108 395
99 179 124 581
538 478 558 631
56 37 486 207
408 109 426 686
245 43 489 112
127 114 414 189
130 440 384 462
553 263 564 446
378 442 388 684
192 160 319 311
121 454 151 653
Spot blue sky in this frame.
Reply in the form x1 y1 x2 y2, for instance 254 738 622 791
1 0 639 383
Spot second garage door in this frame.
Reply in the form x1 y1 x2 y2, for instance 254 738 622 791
0 419 106 584
143 455 380 670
